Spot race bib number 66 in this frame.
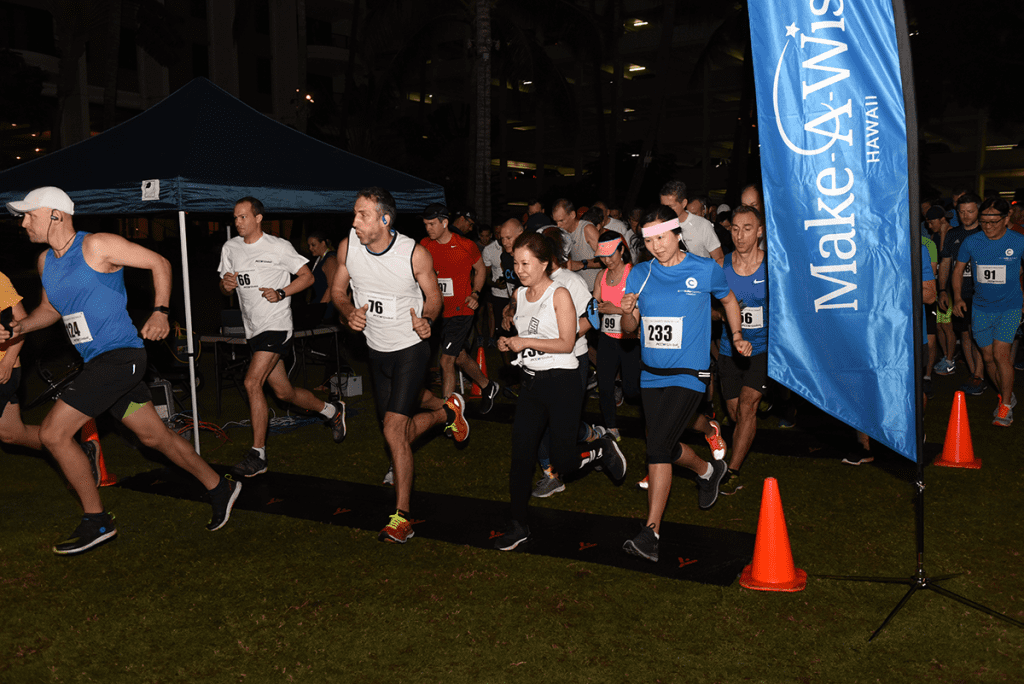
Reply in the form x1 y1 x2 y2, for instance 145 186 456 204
643 316 682 349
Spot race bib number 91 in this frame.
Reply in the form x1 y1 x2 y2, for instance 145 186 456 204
62 311 94 345
978 264 1006 285
643 316 682 349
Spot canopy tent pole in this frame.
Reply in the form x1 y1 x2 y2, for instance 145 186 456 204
178 210 201 454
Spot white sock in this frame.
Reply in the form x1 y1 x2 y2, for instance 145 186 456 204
320 402 337 419
698 462 713 480
253 446 266 460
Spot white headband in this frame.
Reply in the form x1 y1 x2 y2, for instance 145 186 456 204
642 217 679 238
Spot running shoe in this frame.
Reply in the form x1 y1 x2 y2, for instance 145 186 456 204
207 476 242 531
81 439 101 487
596 438 627 482
994 393 1017 417
532 468 565 498
382 464 394 486
479 381 500 415
494 519 531 551
777 414 796 429
960 376 987 396
719 470 744 496
53 512 117 556
697 459 728 510
443 393 470 442
636 475 649 490
933 357 956 376
232 449 268 478
705 420 727 460
606 427 621 442
325 401 347 443
622 523 659 562
615 385 624 407
1015 359 1024 372
994 395 1014 427
378 510 415 543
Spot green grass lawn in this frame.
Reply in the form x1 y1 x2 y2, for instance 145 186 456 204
2 350 1023 683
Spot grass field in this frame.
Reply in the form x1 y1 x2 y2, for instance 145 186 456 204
2 347 1023 683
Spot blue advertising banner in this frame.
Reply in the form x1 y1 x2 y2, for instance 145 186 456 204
747 0 915 459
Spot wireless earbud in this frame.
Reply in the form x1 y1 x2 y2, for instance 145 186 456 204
383 217 388 225
51 214 59 221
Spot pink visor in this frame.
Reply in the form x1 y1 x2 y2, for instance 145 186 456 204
642 217 679 238
595 237 622 257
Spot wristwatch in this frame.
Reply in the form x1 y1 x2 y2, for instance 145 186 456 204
276 288 287 301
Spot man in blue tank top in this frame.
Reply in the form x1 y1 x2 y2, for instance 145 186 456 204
4 186 241 556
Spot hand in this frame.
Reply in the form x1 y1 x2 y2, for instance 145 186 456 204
596 300 619 314
259 287 282 303
938 291 949 312
620 293 638 314
0 358 13 384
410 308 432 339
140 311 170 340
347 303 369 332
222 271 239 292
501 304 515 330
497 336 512 352
465 293 480 311
507 336 526 353
735 339 753 357
952 299 966 317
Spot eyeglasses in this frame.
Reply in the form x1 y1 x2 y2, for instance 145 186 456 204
978 215 1006 226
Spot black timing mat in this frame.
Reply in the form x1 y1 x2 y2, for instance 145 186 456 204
118 466 754 586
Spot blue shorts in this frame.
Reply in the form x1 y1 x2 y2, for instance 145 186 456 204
972 308 1020 348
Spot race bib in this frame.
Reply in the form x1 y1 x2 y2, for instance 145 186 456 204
963 261 973 278
741 306 764 329
643 316 682 349
62 311 94 345
363 293 398 320
235 271 258 290
438 277 454 297
601 314 622 334
977 264 1006 285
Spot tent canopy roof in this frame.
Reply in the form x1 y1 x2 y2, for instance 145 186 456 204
0 78 445 215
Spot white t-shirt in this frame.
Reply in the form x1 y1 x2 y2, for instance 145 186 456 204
603 217 628 236
678 212 721 259
551 267 591 357
219 233 310 338
481 240 506 299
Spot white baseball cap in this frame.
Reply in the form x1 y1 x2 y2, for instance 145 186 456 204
6 187 75 216
717 203 731 214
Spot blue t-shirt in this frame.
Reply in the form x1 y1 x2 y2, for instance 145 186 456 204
957 230 1024 312
920 243 934 344
625 254 730 392
719 252 767 356
40 232 144 362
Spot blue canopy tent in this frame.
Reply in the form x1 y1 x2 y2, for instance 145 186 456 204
0 77 446 451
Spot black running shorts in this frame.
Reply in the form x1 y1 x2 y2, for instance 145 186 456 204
719 352 768 401
440 315 475 357
247 330 293 355
368 340 430 419
641 385 704 465
61 347 152 420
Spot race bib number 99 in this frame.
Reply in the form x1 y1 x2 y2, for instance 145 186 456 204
643 316 682 349
602 314 622 334
62 311 94 345
978 264 1006 285
741 306 764 329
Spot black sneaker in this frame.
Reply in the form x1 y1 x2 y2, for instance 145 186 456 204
479 381 500 415
596 438 626 483
623 523 659 562
325 401 347 443
697 459 728 510
81 439 101 487
494 519 531 551
232 449 268 478
53 512 117 556
207 476 242 531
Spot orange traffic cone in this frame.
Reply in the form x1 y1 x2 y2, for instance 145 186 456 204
739 477 807 592
470 346 487 397
934 391 980 469
81 419 117 486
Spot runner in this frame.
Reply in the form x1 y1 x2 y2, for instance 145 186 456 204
5 186 240 555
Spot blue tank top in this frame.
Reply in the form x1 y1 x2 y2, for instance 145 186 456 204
41 232 144 362
719 253 768 356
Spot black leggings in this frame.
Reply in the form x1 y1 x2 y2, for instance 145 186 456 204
509 367 585 522
596 334 641 428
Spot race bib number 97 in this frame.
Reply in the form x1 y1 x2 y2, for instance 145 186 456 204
438 277 454 297
643 316 682 349
62 311 94 345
